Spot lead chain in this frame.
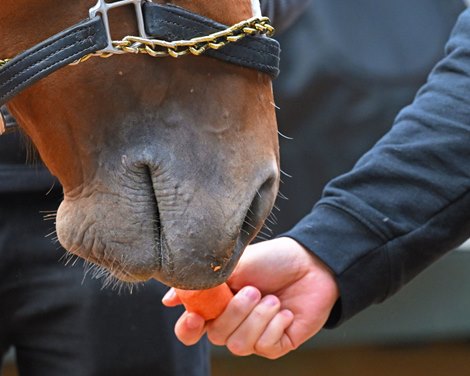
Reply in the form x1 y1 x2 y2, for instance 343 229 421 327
1 17 274 67
72 16 274 64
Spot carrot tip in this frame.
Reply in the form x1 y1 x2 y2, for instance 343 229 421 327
175 283 234 320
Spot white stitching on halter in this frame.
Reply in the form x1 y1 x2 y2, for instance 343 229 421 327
251 0 262 17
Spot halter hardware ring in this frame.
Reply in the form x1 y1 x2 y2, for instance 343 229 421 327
89 0 150 55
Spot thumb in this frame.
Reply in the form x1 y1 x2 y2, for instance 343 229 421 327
162 288 182 307
227 238 305 293
227 243 266 291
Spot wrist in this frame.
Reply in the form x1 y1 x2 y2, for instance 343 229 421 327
279 236 340 308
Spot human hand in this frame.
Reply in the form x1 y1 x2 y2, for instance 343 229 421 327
162 237 339 359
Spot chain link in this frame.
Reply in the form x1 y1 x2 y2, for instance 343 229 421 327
71 16 274 64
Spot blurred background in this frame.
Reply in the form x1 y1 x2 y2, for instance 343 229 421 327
2 0 470 375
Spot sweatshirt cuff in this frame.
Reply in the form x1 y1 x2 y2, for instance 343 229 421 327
283 203 391 327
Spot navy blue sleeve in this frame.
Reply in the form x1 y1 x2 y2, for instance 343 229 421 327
284 8 470 327
260 0 312 33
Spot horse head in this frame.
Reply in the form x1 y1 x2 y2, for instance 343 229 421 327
0 0 279 289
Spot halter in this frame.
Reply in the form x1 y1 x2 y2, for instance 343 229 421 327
0 0 280 135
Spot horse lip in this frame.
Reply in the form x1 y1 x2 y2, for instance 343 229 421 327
142 164 164 273
153 224 164 273
154 239 243 290
148 176 277 289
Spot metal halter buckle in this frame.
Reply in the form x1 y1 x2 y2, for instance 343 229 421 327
89 0 149 55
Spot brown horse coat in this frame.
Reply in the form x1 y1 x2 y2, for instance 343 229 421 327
0 0 279 288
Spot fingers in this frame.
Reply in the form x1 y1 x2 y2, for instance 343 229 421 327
174 311 206 346
224 295 282 356
207 287 295 358
169 286 262 347
164 287 206 346
255 309 295 359
166 284 297 359
163 288 206 346
207 286 262 346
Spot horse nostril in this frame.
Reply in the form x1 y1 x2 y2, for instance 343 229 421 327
238 176 277 248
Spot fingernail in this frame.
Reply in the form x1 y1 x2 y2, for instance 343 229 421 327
162 288 175 302
241 286 259 301
262 296 279 307
282 309 294 320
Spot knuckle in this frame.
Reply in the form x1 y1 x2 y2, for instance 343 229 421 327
252 298 279 317
250 307 265 321
255 338 296 359
175 329 201 347
207 331 226 346
226 338 252 357
255 343 284 360
231 296 253 315
254 345 271 357
181 338 200 347
263 352 284 360
254 339 271 353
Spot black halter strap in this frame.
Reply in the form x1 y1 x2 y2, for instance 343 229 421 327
144 4 280 78
0 2 280 109
0 18 107 108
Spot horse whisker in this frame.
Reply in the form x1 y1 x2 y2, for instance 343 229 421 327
277 191 289 200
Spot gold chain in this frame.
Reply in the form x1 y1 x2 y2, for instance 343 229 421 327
71 16 275 64
0 17 274 67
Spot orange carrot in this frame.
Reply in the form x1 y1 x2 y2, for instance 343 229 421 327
175 283 234 320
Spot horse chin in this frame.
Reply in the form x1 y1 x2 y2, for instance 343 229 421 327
153 239 244 290
55 189 161 281
108 268 153 283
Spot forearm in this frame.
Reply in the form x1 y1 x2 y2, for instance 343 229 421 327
285 8 470 326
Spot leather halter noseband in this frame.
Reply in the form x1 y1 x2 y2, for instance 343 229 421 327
0 0 280 135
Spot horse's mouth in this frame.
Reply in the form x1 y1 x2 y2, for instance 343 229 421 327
57 186 265 289
56 162 278 289
146 175 277 289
